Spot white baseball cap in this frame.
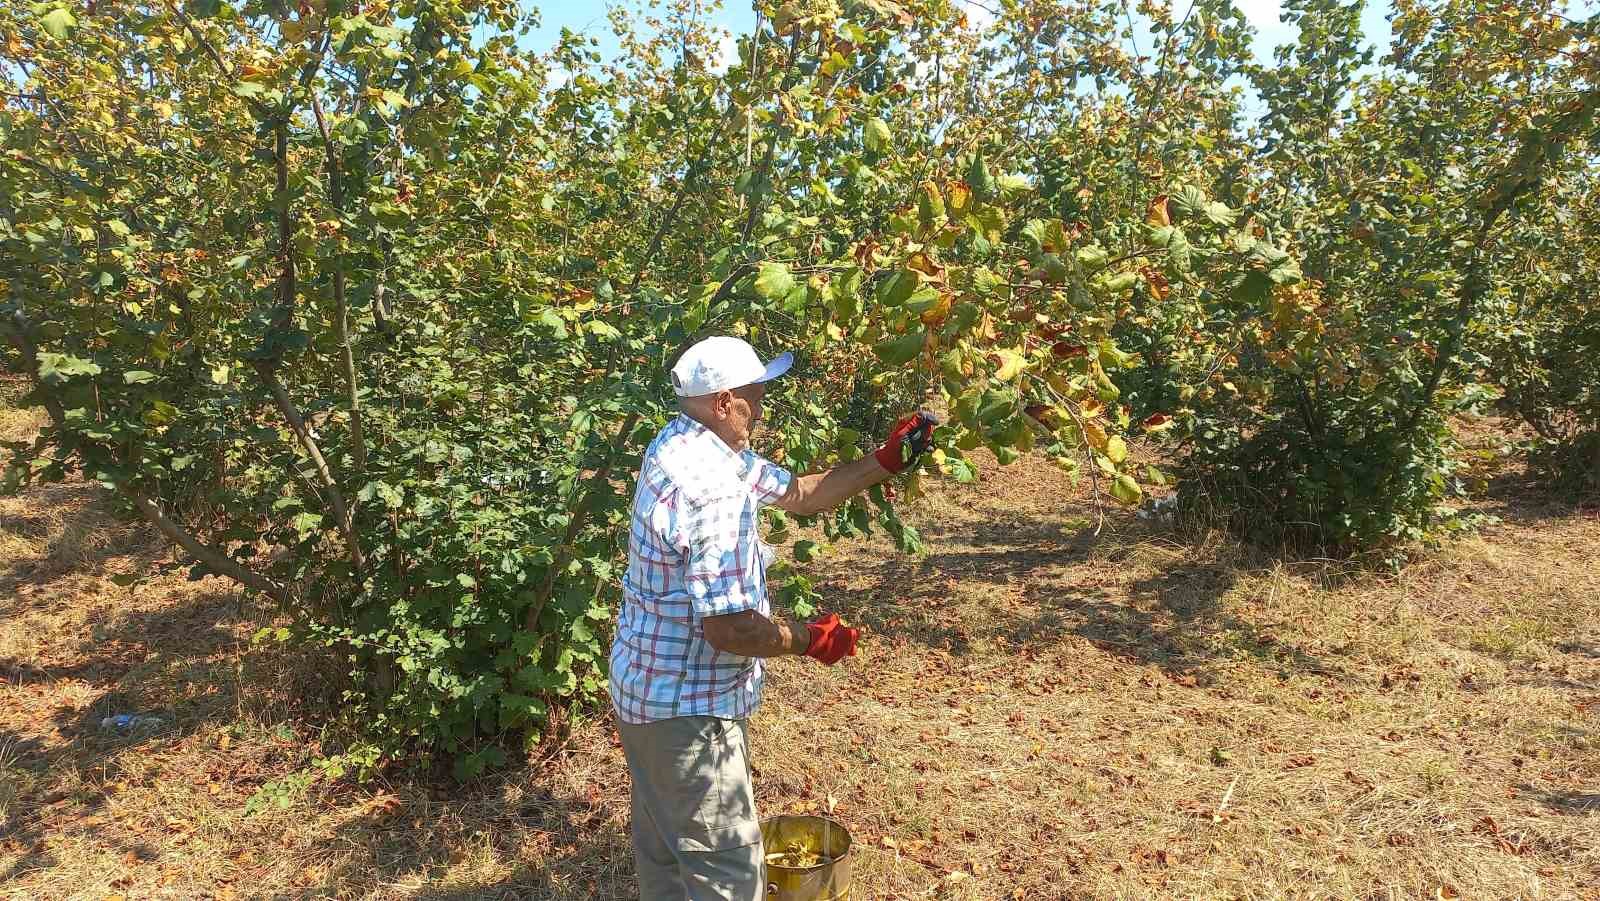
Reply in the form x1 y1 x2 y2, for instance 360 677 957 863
670 336 794 397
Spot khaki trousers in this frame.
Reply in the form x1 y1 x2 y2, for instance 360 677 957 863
618 715 765 901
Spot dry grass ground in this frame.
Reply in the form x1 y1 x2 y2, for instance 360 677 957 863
2 394 1596 899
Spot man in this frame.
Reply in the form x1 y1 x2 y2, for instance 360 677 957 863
609 335 936 900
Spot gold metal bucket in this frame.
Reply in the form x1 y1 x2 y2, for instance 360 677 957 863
761 815 853 900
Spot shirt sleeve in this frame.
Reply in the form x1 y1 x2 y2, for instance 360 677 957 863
682 494 762 619
745 452 793 508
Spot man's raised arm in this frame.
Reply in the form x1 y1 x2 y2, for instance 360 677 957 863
773 411 938 517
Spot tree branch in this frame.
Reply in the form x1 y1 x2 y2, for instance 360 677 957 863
740 29 806 243
252 360 367 577
311 94 369 476
629 104 739 292
269 119 296 336
125 488 288 600
163 0 236 81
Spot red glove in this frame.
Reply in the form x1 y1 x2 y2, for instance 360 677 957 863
804 613 859 665
874 411 939 474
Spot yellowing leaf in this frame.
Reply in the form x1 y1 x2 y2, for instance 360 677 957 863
280 18 312 43
988 348 1028 381
1146 194 1171 227
1106 435 1128 465
1083 419 1109 453
918 293 952 325
945 180 971 216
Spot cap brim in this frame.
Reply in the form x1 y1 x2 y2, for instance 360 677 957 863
752 351 794 384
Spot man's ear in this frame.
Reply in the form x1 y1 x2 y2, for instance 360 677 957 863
712 390 734 419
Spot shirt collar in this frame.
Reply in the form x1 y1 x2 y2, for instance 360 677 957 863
674 413 751 479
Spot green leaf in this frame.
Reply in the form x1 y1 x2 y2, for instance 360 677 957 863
1110 475 1142 506
587 320 622 341
375 482 404 508
753 262 796 301
537 309 568 339
977 387 1017 424
123 370 157 385
872 331 925 366
945 458 978 483
457 573 478 589
864 117 891 154
966 151 997 200
1203 201 1238 227
39 7 76 40
1169 185 1210 220
996 174 1031 194
36 353 100 385
1165 228 1193 274
942 301 981 339
1267 259 1304 286
877 268 919 307
829 267 862 321
793 539 820 563
1075 244 1109 271
570 617 594 643
1019 220 1049 254
1231 270 1275 306
1096 271 1139 297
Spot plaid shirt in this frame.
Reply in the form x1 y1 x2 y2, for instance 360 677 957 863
609 414 793 725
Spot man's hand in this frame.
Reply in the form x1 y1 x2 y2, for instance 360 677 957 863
873 411 939 475
803 612 859 665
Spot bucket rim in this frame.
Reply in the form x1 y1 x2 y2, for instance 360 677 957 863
759 814 852 872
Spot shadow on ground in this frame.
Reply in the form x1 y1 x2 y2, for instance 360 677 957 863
1519 785 1600 816
828 505 1342 682
0 484 164 587
0 580 336 880
261 777 638 901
